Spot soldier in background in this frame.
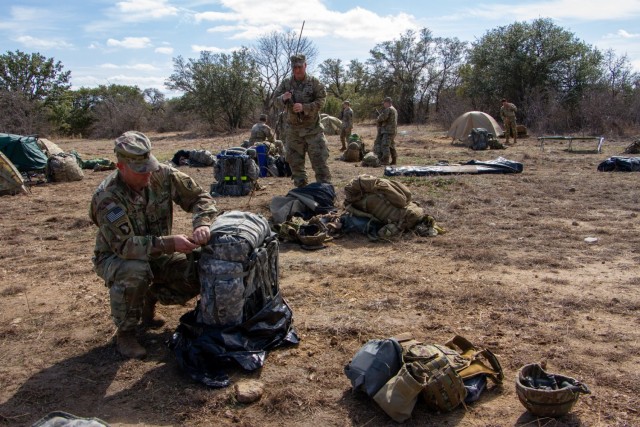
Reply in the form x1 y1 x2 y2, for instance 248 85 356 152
339 100 353 151
274 54 331 188
247 113 285 156
374 97 398 165
500 98 518 144
90 131 218 359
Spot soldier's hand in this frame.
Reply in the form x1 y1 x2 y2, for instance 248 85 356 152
192 225 211 245
172 235 200 253
282 91 292 102
293 103 303 113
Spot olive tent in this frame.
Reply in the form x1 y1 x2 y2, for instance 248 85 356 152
0 151 28 195
0 133 48 173
447 111 503 142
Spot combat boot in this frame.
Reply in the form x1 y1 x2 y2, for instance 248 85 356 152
390 151 397 165
141 293 166 329
116 330 147 359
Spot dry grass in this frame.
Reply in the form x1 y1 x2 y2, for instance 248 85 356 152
0 125 638 426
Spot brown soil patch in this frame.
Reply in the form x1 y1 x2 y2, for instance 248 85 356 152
1 126 638 426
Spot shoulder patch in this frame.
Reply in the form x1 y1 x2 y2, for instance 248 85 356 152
106 206 125 223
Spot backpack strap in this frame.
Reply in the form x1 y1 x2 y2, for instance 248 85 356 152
445 335 504 384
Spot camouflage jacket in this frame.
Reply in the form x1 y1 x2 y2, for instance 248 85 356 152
377 106 398 135
340 107 353 129
89 164 217 263
249 122 275 143
500 103 517 120
275 73 326 136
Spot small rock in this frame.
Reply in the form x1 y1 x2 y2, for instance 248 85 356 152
584 237 598 243
235 380 264 404
572 221 579 226
330 336 338 346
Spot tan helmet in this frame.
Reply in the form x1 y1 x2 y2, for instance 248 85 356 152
515 363 590 418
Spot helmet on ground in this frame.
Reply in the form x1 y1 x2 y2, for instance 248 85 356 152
515 363 590 418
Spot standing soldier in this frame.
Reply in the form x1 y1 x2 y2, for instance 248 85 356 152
339 100 353 151
374 97 398 165
275 54 331 188
500 98 518 144
90 131 218 359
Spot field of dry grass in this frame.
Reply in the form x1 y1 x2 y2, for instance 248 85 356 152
0 124 638 426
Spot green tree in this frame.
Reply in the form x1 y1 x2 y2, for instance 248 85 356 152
464 18 602 127
166 48 260 131
0 50 71 104
367 29 438 123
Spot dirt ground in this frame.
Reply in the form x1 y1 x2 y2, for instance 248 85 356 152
0 124 638 427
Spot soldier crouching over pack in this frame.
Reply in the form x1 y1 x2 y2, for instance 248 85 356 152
89 131 218 359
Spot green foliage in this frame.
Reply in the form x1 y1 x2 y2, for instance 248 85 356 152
464 18 603 123
167 49 261 131
0 50 71 104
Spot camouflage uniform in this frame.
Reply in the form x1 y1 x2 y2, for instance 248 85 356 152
339 104 354 150
90 164 217 332
500 101 518 144
374 98 398 165
275 55 331 188
249 122 276 144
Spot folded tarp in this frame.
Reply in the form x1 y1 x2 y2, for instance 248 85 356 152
384 157 523 176
597 156 640 172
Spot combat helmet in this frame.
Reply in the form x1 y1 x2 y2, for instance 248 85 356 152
515 363 590 417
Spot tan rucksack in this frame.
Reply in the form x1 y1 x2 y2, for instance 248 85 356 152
344 175 424 231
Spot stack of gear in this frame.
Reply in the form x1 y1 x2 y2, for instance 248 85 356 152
343 134 366 162
270 182 337 225
468 128 504 150
211 147 260 196
276 215 338 250
170 211 299 388
344 335 504 423
361 152 381 167
343 175 441 239
515 363 590 418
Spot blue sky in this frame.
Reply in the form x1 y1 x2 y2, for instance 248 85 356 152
1 0 639 97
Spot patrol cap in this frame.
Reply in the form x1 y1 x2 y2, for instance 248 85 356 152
290 54 306 66
114 131 159 173
259 113 267 121
383 96 392 103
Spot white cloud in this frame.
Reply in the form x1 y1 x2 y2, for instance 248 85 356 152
191 44 239 54
115 0 179 21
107 37 152 49
100 63 158 71
14 35 73 49
155 47 174 54
451 0 640 22
194 11 240 23
617 29 640 38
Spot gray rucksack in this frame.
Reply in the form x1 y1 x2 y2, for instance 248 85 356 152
197 211 278 326
211 149 260 196
344 338 404 397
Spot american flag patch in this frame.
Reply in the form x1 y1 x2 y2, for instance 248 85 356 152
106 207 125 223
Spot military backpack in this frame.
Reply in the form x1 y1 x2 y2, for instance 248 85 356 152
211 148 260 196
197 211 278 326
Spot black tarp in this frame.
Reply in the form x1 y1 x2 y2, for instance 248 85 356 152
597 156 640 172
169 292 299 388
384 157 523 177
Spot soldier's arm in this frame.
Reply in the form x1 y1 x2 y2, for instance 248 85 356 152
169 167 218 229
91 195 171 260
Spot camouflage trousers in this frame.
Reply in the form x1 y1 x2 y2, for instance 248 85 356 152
504 118 517 142
340 126 353 148
94 251 200 332
285 129 332 188
374 132 396 164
